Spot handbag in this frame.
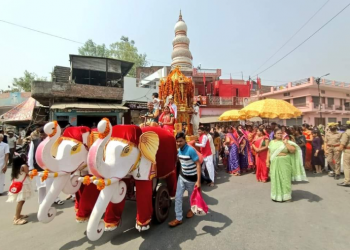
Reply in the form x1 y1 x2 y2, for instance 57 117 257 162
9 175 26 194
190 186 208 216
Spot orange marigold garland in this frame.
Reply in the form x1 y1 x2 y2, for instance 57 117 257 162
99 118 111 139
48 121 58 137
29 169 38 180
96 179 105 191
82 175 91 185
41 170 49 182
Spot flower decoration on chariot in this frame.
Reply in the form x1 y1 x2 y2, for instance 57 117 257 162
138 131 159 164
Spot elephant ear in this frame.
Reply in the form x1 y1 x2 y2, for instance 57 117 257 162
138 131 159 164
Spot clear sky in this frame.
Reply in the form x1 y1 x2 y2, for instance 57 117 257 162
0 0 349 91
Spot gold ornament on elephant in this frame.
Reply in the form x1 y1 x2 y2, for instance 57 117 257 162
138 131 159 164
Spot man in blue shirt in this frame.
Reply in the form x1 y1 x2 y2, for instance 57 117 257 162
169 132 201 227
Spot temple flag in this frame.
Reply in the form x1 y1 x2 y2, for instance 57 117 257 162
257 76 261 89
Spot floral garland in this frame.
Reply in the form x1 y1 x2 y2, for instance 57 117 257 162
29 169 38 180
96 179 105 191
99 118 111 139
41 170 49 182
82 175 91 185
48 121 58 137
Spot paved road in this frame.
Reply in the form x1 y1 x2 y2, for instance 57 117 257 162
0 167 349 250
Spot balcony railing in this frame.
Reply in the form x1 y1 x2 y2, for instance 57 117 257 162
294 102 307 107
325 104 333 110
345 106 350 111
335 105 343 111
207 96 258 106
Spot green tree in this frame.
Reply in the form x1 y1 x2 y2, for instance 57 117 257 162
12 70 47 92
78 39 110 57
78 36 148 77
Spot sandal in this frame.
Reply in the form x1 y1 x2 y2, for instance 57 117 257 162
207 182 215 187
65 195 73 200
13 218 28 225
54 199 64 205
14 215 28 219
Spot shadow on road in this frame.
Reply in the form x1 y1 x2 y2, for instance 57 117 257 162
292 190 323 202
59 193 231 250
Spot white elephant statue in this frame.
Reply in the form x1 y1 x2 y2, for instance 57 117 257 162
85 118 177 241
34 121 90 223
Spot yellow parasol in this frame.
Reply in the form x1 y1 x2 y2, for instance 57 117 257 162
218 110 246 121
239 99 302 119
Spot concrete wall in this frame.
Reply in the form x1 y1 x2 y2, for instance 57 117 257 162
32 81 124 105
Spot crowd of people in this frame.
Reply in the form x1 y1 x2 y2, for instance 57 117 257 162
192 122 350 201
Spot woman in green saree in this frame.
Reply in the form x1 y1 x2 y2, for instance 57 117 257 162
267 128 308 202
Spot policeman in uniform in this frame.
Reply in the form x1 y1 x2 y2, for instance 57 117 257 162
338 121 350 187
324 122 342 179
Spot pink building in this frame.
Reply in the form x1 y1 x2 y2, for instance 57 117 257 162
253 77 350 126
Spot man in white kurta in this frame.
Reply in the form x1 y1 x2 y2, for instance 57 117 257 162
0 134 10 194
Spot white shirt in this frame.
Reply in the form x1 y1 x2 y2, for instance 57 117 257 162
195 134 208 148
207 134 216 154
170 103 177 119
190 106 199 125
28 141 35 170
7 136 16 149
0 142 10 167
153 98 161 110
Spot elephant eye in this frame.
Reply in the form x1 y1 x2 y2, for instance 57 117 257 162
120 145 132 157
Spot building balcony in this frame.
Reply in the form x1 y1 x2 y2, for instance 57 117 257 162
31 81 124 106
206 96 258 108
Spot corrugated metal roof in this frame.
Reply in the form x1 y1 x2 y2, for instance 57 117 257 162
50 103 129 110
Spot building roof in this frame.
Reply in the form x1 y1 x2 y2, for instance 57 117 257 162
1 97 37 123
53 66 70 83
69 54 134 76
50 102 128 111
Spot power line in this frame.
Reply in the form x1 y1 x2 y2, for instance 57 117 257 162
0 19 172 65
0 19 84 44
250 0 330 75
253 1 350 77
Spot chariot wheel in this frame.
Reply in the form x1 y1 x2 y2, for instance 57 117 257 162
153 185 171 223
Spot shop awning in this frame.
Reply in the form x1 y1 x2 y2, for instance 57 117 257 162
1 97 37 124
50 103 129 111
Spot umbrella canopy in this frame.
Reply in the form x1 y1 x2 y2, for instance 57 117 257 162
218 110 246 121
239 99 302 119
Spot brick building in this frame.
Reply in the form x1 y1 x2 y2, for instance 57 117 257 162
31 55 133 127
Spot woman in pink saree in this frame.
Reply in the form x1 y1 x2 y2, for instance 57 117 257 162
252 128 270 182
158 106 175 134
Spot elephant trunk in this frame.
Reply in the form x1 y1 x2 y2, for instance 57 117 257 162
62 175 81 195
37 174 70 223
87 181 119 241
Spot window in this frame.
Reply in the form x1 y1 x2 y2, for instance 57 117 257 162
312 96 320 105
328 118 337 123
293 97 306 107
327 98 334 106
342 118 349 125
283 92 290 97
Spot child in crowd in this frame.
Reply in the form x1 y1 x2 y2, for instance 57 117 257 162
7 155 33 225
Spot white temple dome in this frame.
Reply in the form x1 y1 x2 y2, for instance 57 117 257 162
171 10 193 71
174 21 187 34
172 36 190 46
